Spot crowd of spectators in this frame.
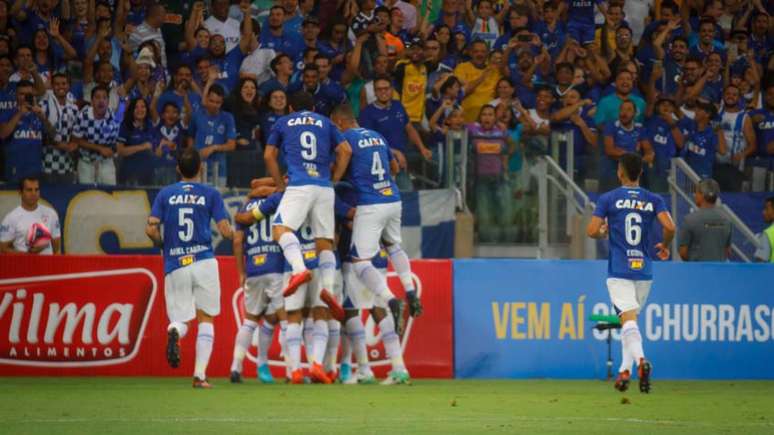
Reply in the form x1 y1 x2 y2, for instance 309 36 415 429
0 0 773 244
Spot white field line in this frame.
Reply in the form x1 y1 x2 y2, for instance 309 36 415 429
5 416 774 428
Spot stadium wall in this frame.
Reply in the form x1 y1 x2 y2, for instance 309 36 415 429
0 185 456 258
454 260 774 380
0 255 454 378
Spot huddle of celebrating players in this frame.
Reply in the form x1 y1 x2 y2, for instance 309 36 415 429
146 91 421 388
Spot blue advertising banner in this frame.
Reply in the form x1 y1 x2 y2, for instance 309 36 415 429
454 260 774 379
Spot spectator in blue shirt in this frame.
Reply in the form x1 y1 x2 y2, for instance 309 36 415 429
156 64 201 121
644 97 685 192
550 88 597 182
153 101 189 186
601 100 653 191
258 53 293 99
187 83 236 187
117 97 156 186
358 77 430 191
532 2 566 59
261 6 305 61
0 80 53 182
288 64 345 116
257 89 289 146
682 100 727 179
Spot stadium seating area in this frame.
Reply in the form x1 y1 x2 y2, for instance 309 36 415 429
0 0 773 247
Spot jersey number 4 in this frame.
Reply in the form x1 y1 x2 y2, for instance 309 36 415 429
371 151 385 181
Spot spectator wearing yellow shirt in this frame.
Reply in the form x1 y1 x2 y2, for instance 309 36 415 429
394 38 428 124
453 40 502 122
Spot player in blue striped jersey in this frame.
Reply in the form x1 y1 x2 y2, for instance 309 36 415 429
146 148 233 389
587 153 675 394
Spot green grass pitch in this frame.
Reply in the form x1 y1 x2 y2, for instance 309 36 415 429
2 378 773 434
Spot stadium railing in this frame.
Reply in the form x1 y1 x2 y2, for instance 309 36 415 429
669 157 763 262
537 154 597 259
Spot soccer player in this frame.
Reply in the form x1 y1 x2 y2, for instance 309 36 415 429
586 152 675 394
145 148 232 389
229 180 286 384
264 91 351 323
331 103 422 385
241 186 334 384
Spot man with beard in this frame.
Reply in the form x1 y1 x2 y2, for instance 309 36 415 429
595 69 646 127
715 84 756 191
205 11 255 94
260 6 304 61
156 65 202 121
41 73 79 184
653 24 689 96
455 40 501 122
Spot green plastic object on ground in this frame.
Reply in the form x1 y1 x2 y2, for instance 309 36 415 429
588 314 622 325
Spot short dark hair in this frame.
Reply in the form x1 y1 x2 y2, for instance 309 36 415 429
177 147 201 179
52 72 69 82
556 62 574 74
331 103 355 120
207 84 225 98
373 76 392 88
19 176 39 191
314 54 331 64
619 99 636 111
660 0 679 14
91 84 110 99
619 153 642 182
303 64 319 74
289 91 315 112
270 53 290 74
269 5 285 14
16 79 34 90
374 5 389 15
765 197 774 208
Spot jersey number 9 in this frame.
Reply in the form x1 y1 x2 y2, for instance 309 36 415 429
300 131 317 161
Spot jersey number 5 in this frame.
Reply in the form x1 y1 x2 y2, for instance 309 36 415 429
625 212 642 246
178 207 194 242
300 131 317 161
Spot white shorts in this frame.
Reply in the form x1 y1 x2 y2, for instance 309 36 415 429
606 278 652 314
351 202 402 259
342 262 388 310
273 185 335 240
164 258 221 323
244 273 283 316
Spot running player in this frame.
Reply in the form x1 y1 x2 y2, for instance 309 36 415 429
229 179 285 384
331 103 421 385
586 152 675 394
264 91 351 321
146 148 232 389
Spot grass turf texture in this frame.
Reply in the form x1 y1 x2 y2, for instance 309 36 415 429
2 378 773 434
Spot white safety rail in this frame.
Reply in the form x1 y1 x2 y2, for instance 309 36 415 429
668 158 762 262
535 155 597 259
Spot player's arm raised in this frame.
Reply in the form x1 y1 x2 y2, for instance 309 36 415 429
656 211 676 260
331 140 353 183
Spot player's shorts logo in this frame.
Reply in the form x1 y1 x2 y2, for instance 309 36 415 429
0 269 157 367
252 254 267 266
179 255 194 267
